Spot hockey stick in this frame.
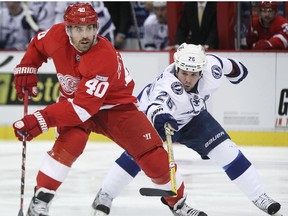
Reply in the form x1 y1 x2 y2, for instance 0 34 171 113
130 2 143 50
22 2 40 32
18 90 29 216
249 2 254 32
0 55 13 67
139 124 177 197
165 124 177 195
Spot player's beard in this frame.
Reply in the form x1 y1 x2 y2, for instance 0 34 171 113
184 85 193 92
158 15 167 24
75 38 94 52
261 15 274 27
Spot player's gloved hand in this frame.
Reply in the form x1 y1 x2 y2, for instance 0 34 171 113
154 113 178 140
253 40 273 50
14 66 38 99
13 110 49 141
246 31 258 48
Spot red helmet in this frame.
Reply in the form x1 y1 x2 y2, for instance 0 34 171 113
64 3 98 25
259 2 277 10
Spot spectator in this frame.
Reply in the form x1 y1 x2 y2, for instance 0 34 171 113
124 2 151 50
0 2 38 50
54 1 115 44
28 2 56 31
246 1 288 49
104 1 131 50
142 1 175 50
175 2 218 50
144 1 154 12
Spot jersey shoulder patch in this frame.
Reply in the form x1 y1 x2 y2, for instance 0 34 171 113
171 81 184 95
211 65 222 79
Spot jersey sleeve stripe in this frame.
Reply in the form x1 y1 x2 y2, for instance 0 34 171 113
68 98 91 122
207 54 224 69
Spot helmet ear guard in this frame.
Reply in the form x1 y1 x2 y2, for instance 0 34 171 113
174 43 207 72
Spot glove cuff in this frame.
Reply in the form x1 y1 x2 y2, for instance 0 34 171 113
33 111 49 133
14 66 38 75
147 106 165 124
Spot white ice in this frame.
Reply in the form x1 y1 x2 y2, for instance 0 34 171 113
0 141 287 216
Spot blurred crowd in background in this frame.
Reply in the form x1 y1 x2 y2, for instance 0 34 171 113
0 1 287 51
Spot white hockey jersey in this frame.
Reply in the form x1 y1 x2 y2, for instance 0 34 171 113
138 64 206 129
28 2 56 31
138 54 247 130
0 5 36 50
143 13 168 50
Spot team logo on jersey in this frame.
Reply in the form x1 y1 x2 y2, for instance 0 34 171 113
171 81 183 95
211 65 222 79
57 73 80 95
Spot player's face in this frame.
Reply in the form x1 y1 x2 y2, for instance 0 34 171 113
259 8 276 26
154 7 167 24
5 2 21 15
69 24 97 52
177 69 201 92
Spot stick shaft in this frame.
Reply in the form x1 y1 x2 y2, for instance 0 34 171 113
18 91 29 216
130 2 143 50
165 126 177 195
250 2 254 32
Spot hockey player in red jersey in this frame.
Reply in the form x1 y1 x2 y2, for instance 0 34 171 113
12 3 207 216
246 1 288 49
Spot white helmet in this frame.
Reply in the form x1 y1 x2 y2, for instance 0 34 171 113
153 1 167 7
174 43 207 72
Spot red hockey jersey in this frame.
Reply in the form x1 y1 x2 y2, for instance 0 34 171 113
15 23 137 127
247 15 288 49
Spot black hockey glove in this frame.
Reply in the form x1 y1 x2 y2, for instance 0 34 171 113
154 113 178 141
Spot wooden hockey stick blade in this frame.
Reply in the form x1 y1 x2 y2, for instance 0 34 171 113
139 188 177 196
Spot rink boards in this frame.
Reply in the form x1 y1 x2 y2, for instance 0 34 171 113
1 126 287 146
0 51 287 146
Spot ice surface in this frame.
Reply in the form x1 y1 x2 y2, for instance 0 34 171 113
0 141 287 216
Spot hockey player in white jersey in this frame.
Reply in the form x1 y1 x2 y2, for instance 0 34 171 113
92 43 282 216
0 2 38 50
142 1 175 51
143 1 168 50
28 2 56 31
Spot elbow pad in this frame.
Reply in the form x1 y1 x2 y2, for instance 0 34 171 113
225 58 248 84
